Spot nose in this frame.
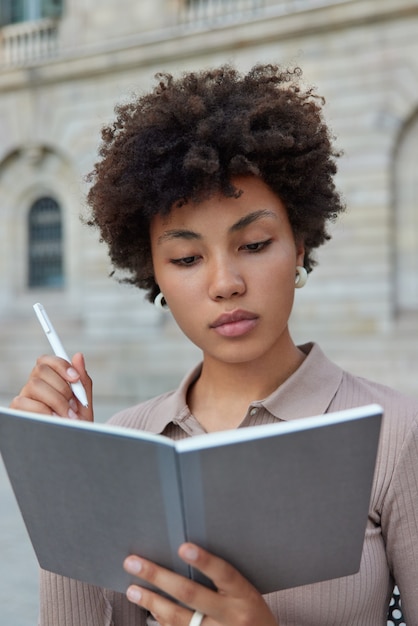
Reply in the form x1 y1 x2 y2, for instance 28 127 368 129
208 257 246 301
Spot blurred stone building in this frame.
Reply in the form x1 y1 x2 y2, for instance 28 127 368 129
1 0 417 418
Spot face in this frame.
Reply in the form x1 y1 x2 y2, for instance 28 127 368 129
150 176 305 368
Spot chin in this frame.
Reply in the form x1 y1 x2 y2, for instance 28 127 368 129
208 346 268 365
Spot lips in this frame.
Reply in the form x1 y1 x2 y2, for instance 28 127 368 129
210 310 258 338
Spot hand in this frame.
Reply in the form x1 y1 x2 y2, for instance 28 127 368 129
123 543 278 626
10 352 93 421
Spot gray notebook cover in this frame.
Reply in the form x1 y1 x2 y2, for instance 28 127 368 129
0 404 382 595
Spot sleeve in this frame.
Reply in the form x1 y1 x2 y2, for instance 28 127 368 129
381 415 418 623
39 569 149 626
39 569 114 625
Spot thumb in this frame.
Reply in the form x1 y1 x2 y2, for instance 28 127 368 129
71 352 94 421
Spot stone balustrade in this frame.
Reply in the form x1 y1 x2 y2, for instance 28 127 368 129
0 1 350 67
0 18 59 67
176 0 347 25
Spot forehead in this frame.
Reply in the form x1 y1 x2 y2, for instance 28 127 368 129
151 176 289 236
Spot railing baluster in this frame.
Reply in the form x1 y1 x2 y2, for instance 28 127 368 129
0 18 58 67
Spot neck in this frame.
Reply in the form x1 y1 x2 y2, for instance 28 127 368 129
188 339 305 432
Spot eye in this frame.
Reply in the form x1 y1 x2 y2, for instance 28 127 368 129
170 255 200 267
241 239 273 253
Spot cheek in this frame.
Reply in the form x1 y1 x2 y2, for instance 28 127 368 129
160 275 204 327
161 274 207 336
253 254 296 289
161 272 200 300
166 300 205 347
254 260 297 313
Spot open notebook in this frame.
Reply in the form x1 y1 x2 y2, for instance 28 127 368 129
0 403 382 595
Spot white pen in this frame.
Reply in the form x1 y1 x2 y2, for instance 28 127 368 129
33 303 89 408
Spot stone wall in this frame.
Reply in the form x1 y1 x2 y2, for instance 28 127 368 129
1 0 417 416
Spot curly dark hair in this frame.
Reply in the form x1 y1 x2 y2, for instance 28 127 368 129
86 64 344 302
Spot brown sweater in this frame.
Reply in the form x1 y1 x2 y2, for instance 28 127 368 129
39 343 418 625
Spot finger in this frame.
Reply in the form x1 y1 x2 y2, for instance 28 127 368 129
10 389 78 419
178 546 278 626
12 356 80 418
70 353 94 421
27 362 75 409
126 584 195 626
179 543 254 597
123 553 276 626
10 395 58 416
42 352 93 416
123 556 218 618
36 353 81 384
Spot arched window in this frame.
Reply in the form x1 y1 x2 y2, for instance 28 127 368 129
28 196 64 288
0 0 63 26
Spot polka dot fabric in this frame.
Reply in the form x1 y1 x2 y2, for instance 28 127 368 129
387 587 406 626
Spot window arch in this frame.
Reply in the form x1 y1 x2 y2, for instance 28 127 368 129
394 113 418 313
28 196 64 288
0 0 63 26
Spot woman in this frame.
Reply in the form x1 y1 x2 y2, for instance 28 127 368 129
12 65 418 625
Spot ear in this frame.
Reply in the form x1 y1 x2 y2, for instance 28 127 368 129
295 240 305 267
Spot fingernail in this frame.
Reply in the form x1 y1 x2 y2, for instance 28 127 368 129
183 546 199 561
124 557 142 574
68 409 78 420
69 398 78 412
127 586 142 603
67 367 79 380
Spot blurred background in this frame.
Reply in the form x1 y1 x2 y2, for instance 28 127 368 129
0 0 417 623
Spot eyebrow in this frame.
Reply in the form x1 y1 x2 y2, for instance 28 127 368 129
157 209 278 244
157 229 201 245
229 209 278 233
